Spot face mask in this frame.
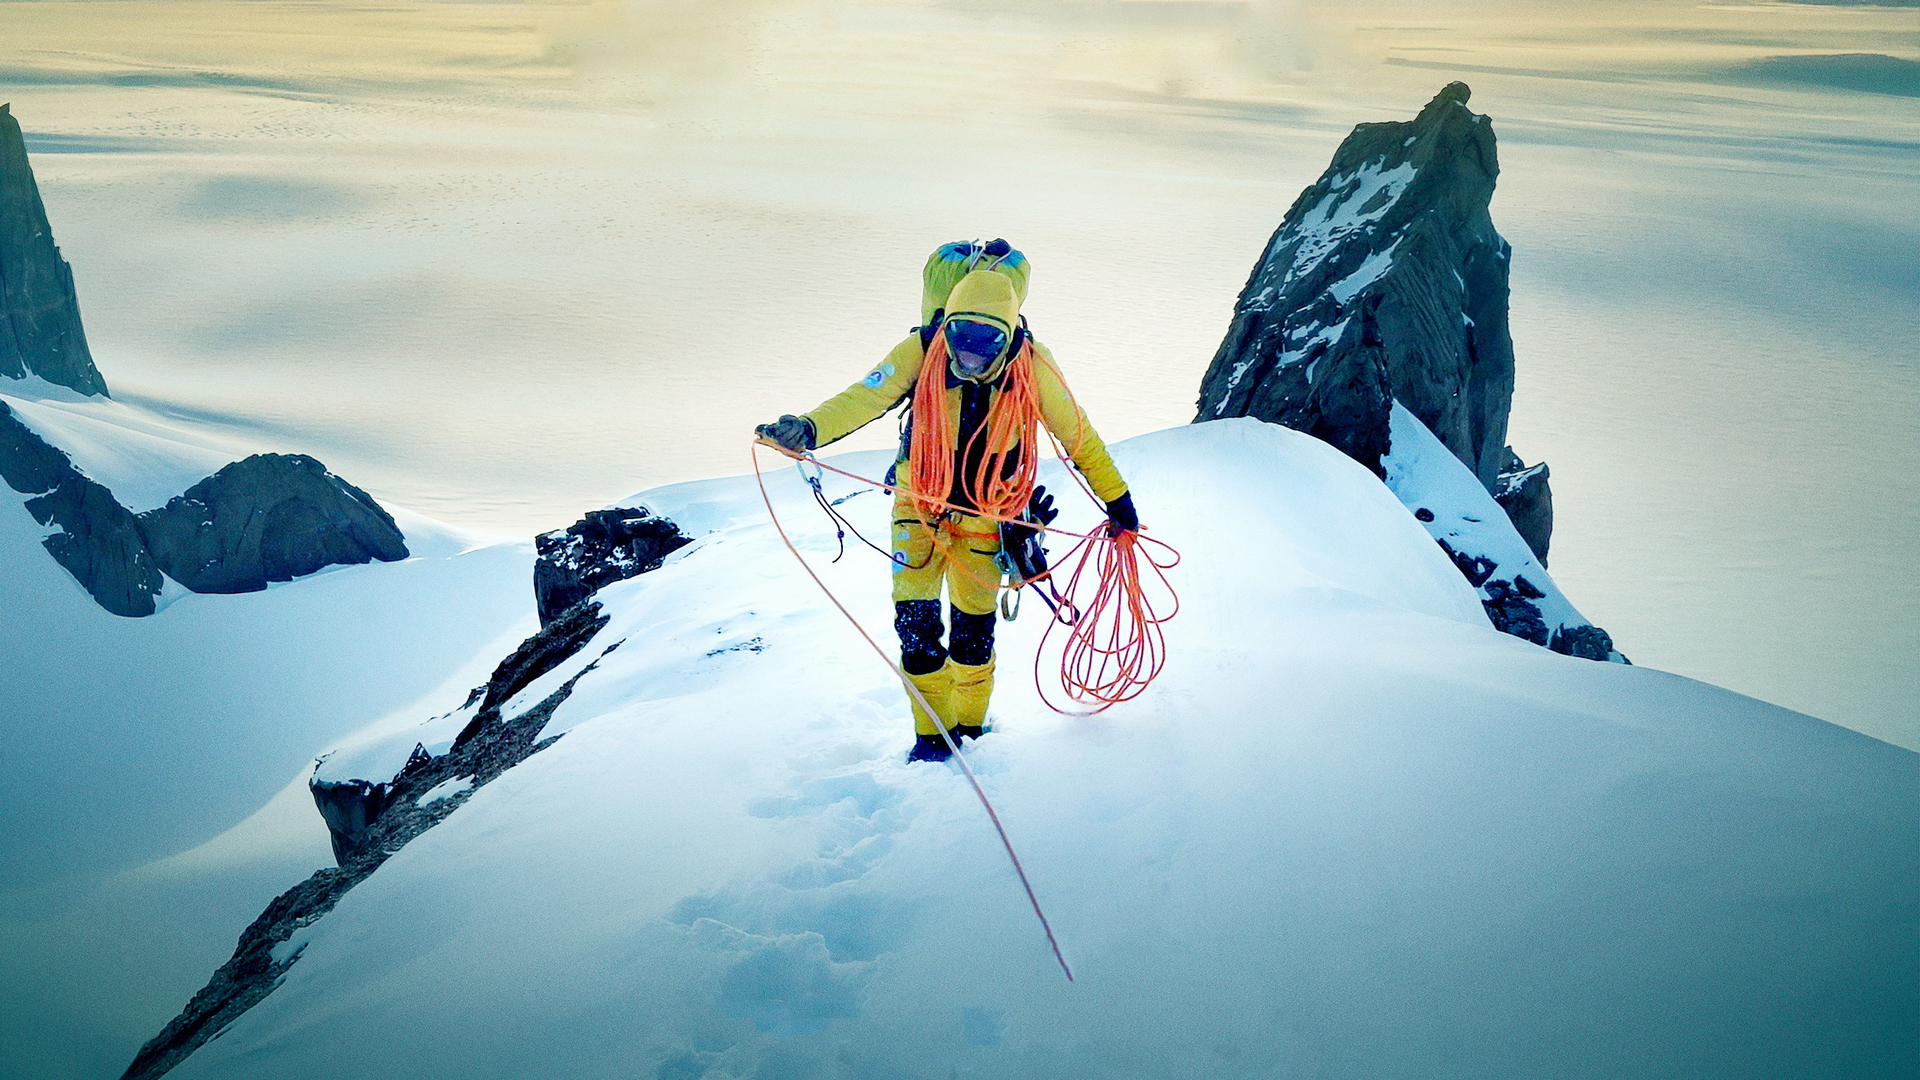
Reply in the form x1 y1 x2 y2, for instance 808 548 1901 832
945 318 1009 380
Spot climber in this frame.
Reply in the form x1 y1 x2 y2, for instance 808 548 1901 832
756 239 1137 763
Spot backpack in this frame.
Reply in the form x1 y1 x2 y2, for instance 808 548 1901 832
920 239 1031 326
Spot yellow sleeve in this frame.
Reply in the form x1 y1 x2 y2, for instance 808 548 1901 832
803 335 926 448
1032 342 1129 503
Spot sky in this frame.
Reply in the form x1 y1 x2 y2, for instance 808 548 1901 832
0 3 1915 1078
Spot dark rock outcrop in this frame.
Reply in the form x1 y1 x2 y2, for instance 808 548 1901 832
1551 624 1617 662
133 453 408 593
1 103 107 396
126 601 620 1080
0 399 162 614
1493 448 1551 565
1195 83 1536 502
2 412 409 614
309 754 411 865
311 599 613 864
2 107 417 612
534 506 689 626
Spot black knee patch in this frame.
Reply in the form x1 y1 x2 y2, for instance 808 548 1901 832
895 599 946 675
949 605 995 666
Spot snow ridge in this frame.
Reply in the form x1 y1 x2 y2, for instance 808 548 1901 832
133 423 1920 1080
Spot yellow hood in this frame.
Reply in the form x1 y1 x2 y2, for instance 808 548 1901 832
940 269 1023 383
943 268 1021 336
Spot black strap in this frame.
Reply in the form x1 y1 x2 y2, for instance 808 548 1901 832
916 309 944 349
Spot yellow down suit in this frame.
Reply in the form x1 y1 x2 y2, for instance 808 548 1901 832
801 272 1129 736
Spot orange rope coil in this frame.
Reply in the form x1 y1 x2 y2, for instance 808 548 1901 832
906 333 1042 525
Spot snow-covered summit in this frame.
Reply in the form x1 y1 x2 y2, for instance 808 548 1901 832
138 419 1919 1080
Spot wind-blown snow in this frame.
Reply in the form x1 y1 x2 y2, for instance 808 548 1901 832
167 420 1917 1080
1327 238 1401 303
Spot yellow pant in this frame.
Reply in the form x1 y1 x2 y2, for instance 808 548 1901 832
890 501 1002 614
892 497 1001 735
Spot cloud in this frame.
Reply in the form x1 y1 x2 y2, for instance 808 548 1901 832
1729 53 1920 97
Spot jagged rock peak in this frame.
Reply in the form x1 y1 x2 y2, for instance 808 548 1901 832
0 103 108 397
1195 85 1612 658
1194 80 1516 493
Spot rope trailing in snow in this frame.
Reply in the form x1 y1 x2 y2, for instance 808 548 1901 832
752 439 1075 983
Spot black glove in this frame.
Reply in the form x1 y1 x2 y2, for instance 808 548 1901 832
1002 485 1057 544
755 414 815 452
1000 485 1058 582
1028 485 1058 529
1104 491 1139 536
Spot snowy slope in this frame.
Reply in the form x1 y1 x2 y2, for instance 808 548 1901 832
168 420 1918 1080
0 439 536 886
0 380 548 1080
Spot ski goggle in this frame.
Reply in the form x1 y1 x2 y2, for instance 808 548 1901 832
945 318 1010 376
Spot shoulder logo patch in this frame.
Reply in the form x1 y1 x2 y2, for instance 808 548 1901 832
862 361 895 389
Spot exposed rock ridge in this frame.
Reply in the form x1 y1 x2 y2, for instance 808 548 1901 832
1195 81 1518 491
312 599 613 863
0 399 164 614
1383 402 1623 663
128 507 697 1077
0 103 107 396
123 600 621 1080
0 412 410 613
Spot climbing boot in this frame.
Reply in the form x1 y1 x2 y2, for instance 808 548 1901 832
907 732 953 764
951 724 987 742
906 662 955 737
947 655 995 732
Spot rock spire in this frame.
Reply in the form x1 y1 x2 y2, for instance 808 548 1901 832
0 103 107 396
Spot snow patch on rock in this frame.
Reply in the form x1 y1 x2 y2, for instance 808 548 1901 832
1384 403 1619 660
